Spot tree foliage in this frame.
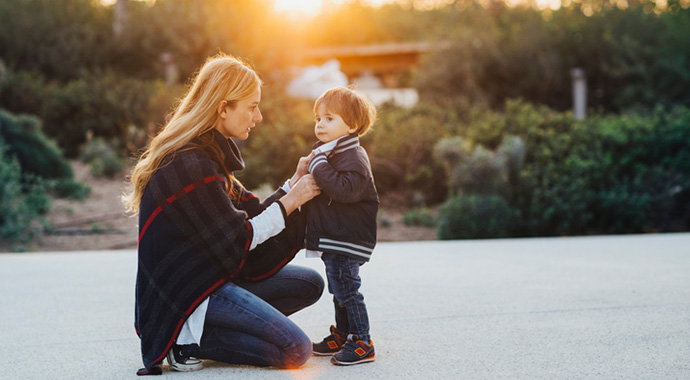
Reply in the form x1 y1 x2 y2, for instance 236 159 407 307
416 1 690 113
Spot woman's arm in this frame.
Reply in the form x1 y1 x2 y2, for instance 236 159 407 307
246 173 319 249
238 185 284 219
238 152 312 216
241 152 315 218
279 174 320 215
247 202 285 250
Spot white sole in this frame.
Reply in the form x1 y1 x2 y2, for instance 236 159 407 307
330 356 375 366
167 352 202 372
169 363 202 372
313 351 339 356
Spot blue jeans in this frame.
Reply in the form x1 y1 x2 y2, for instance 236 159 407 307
186 265 323 368
322 253 370 341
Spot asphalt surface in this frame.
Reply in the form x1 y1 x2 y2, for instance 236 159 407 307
1 233 689 379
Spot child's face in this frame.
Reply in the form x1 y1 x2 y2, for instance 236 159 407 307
314 103 357 143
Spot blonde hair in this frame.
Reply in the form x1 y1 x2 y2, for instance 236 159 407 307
314 86 377 136
122 53 261 214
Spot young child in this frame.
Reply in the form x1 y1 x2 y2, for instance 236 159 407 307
306 86 379 365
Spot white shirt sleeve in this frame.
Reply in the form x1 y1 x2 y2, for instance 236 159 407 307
248 202 285 250
280 178 291 193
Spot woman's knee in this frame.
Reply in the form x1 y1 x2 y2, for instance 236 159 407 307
286 265 325 304
305 268 325 302
284 331 312 368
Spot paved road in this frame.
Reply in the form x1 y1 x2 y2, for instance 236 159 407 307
1 233 689 379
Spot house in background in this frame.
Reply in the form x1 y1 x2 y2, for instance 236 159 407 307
296 42 436 107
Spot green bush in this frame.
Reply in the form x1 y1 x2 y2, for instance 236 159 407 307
0 109 72 179
366 102 468 204
433 136 471 198
0 154 30 243
0 69 47 116
433 134 525 201
584 107 690 233
23 176 51 216
402 208 437 227
49 179 91 201
80 137 124 178
438 195 520 240
41 71 159 157
0 66 171 159
377 211 393 228
447 100 690 237
0 140 50 246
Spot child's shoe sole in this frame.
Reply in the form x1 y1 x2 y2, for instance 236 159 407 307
313 350 340 356
330 355 375 365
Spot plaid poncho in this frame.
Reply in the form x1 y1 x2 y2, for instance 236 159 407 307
135 130 305 373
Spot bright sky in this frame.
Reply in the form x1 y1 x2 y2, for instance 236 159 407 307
271 0 455 15
101 0 399 13
101 0 563 14
272 0 324 14
272 0 562 15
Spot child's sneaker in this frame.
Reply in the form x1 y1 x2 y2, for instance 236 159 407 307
330 334 375 365
312 325 346 356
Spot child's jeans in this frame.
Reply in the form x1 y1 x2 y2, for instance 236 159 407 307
322 252 370 341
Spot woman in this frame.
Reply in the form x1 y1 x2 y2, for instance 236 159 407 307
123 54 323 375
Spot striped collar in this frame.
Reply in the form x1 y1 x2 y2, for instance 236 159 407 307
312 134 360 157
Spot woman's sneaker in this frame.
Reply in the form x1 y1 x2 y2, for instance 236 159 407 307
166 345 202 372
312 325 346 356
330 334 375 365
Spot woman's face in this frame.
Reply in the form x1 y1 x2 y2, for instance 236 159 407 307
215 88 262 140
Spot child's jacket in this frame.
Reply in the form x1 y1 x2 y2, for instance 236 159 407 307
306 134 379 261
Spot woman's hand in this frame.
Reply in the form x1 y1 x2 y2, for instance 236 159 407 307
280 174 320 215
289 152 314 188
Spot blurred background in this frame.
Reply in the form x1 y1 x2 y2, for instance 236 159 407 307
1 0 689 250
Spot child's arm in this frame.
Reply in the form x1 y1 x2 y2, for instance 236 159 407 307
308 153 371 203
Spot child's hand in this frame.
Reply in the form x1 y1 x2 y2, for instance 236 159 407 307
290 152 315 187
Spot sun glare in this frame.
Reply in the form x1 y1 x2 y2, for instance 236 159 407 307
273 0 325 15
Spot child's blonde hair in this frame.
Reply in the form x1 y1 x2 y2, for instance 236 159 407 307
122 53 261 214
314 87 377 136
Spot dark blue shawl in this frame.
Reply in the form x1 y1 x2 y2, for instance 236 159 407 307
135 130 305 373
